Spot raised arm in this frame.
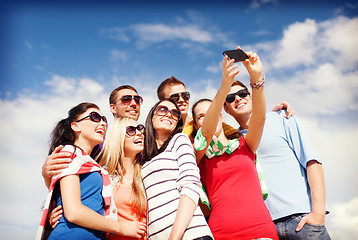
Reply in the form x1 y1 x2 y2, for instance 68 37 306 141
195 56 240 163
243 51 266 153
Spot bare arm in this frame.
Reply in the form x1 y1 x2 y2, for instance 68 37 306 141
272 101 296 118
195 56 239 164
169 195 197 240
60 174 146 238
296 160 326 231
42 145 71 188
243 51 266 153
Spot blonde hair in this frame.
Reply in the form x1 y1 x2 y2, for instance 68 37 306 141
98 117 146 217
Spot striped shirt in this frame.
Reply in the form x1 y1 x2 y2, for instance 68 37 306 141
141 133 213 240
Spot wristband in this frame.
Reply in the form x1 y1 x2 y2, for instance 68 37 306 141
250 75 265 89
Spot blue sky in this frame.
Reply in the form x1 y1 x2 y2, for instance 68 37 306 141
1 0 358 239
3 0 357 96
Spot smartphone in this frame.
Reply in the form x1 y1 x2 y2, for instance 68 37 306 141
223 49 249 62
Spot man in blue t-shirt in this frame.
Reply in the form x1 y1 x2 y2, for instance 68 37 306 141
223 80 331 240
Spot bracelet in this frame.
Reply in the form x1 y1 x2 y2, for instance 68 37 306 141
250 75 265 89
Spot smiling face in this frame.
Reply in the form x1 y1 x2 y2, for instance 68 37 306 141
163 84 189 118
193 100 223 136
72 107 107 152
152 100 179 136
110 88 141 120
124 118 144 157
224 85 253 118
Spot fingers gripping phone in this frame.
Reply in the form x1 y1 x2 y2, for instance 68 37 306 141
223 49 249 62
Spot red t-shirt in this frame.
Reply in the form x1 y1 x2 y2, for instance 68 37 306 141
199 137 278 240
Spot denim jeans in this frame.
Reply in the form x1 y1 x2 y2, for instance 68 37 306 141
193 236 212 240
274 213 331 240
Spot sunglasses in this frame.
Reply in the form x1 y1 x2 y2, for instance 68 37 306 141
225 89 250 103
76 112 107 124
155 105 181 121
169 91 190 102
118 95 143 105
126 124 145 136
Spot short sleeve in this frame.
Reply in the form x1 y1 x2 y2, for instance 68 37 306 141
282 113 320 168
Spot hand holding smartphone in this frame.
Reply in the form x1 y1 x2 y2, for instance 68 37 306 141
223 49 249 62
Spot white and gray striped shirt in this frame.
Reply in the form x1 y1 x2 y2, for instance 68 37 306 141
141 133 213 240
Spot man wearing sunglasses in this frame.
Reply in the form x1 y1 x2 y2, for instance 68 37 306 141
157 76 193 136
156 76 291 139
109 85 143 121
223 81 330 240
42 85 144 188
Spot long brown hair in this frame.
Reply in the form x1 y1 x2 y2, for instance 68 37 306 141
142 99 184 163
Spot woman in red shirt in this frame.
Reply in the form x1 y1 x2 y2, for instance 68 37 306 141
192 49 278 240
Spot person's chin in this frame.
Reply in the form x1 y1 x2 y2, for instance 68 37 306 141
126 111 138 118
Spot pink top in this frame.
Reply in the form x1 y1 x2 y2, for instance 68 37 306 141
107 183 147 240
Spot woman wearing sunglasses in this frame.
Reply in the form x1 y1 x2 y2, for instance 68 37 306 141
37 103 142 240
141 98 213 240
191 52 278 240
98 117 147 240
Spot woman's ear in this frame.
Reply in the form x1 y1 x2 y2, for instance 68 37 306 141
71 122 81 133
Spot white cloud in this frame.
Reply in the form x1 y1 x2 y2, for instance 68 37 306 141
265 64 358 116
322 16 358 71
268 16 358 71
100 12 235 51
132 23 215 44
327 197 358 240
44 75 76 94
298 117 358 203
271 19 318 68
44 75 104 98
248 16 358 116
99 27 130 42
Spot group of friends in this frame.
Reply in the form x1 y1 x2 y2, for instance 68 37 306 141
36 48 331 240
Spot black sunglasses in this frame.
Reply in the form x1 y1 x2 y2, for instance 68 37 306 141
126 124 145 136
225 89 250 103
155 105 181 121
118 95 143 105
76 112 107 124
169 91 190 102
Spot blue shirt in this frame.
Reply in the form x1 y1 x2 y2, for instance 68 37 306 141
48 172 105 240
257 110 320 220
